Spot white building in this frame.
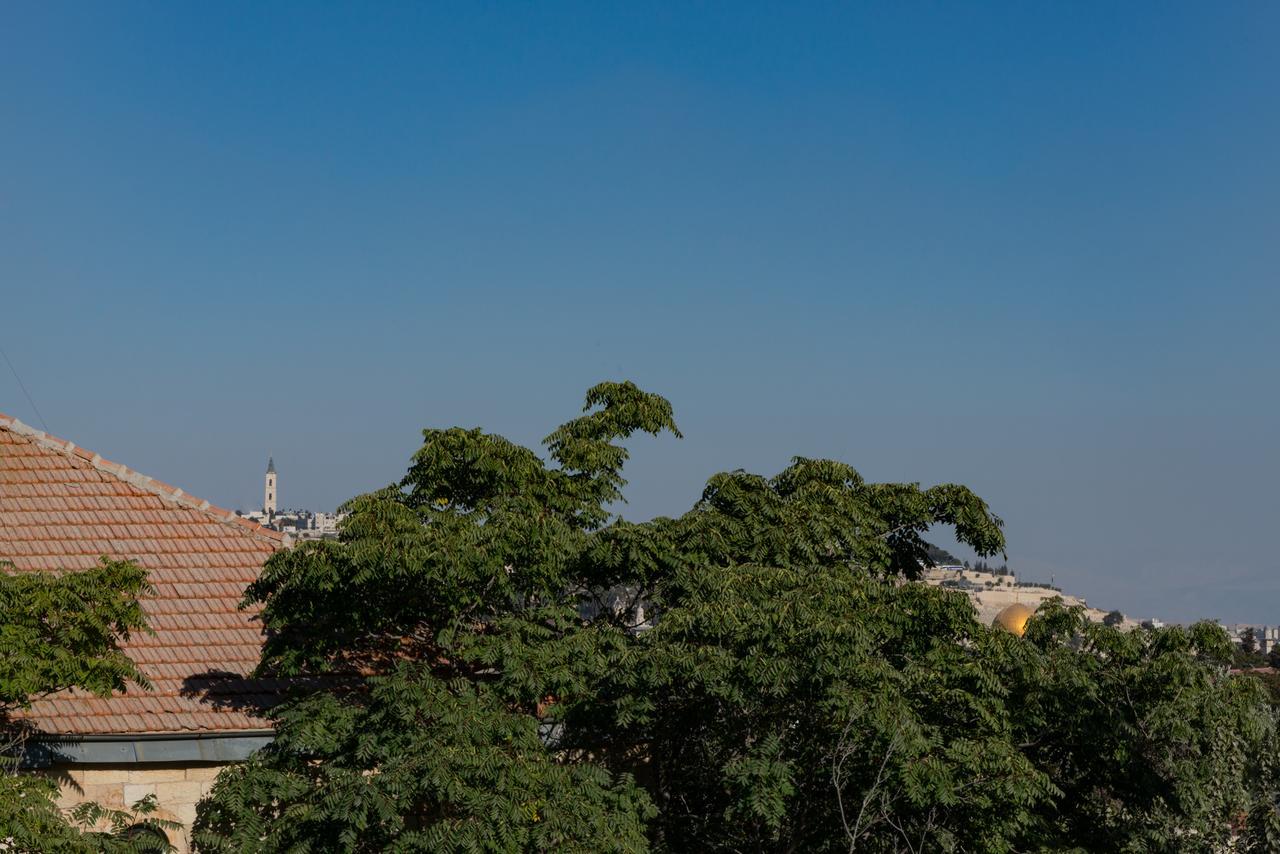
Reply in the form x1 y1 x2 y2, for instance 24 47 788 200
239 458 347 540
264 457 277 517
313 512 343 535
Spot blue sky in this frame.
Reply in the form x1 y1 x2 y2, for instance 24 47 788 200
3 3 1277 623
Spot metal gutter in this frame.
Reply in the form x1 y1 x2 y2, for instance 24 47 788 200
21 731 275 767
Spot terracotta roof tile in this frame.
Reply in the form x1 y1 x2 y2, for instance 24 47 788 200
1 412 286 736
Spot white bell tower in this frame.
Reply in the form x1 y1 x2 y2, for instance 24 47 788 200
264 457 277 517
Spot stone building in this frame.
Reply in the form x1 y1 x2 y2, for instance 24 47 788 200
0 412 285 851
264 456 277 518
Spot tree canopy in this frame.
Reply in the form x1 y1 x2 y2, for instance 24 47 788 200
193 382 1280 852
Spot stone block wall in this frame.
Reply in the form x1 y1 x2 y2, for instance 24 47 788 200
39 762 231 853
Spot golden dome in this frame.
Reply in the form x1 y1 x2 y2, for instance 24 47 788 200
993 603 1034 636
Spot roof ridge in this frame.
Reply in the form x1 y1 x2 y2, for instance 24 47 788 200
0 411 287 546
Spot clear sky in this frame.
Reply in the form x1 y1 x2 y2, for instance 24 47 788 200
3 3 1277 623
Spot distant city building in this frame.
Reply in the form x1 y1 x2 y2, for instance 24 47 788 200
1224 624 1280 654
264 457 277 517
313 512 343 536
238 458 346 540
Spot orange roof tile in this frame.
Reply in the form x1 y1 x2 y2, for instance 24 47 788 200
0 412 285 735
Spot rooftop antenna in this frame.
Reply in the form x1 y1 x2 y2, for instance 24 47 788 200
0 343 50 433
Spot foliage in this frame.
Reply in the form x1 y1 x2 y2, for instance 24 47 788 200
195 664 652 853
1233 640 1267 670
0 559 152 714
0 559 175 851
1006 602 1275 852
1242 627 1259 655
194 382 677 852
574 457 1027 852
193 382 1280 852
1103 609 1125 627
0 775 178 853
924 543 962 566
593 565 1053 852
1238 670 1280 709
970 558 1010 576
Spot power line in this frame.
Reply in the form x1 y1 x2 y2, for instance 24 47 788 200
0 344 50 433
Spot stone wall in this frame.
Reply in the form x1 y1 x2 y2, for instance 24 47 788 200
965 586 1087 625
39 762 230 853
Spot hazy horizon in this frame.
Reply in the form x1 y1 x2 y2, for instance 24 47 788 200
3 3 1277 624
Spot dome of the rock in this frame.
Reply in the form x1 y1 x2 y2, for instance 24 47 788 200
992 603 1034 636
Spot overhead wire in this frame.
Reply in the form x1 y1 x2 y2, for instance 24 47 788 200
0 344 51 433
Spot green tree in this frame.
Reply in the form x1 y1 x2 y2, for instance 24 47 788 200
1235 628 1267 669
194 383 1280 852
1243 626 1259 655
1103 609 1124 627
1005 601 1276 851
195 382 678 852
923 543 962 566
601 564 1052 851
578 457 1030 852
1 559 177 852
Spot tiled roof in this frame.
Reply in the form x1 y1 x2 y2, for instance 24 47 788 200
0 412 285 735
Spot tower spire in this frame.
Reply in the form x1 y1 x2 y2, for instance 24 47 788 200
264 457 277 516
